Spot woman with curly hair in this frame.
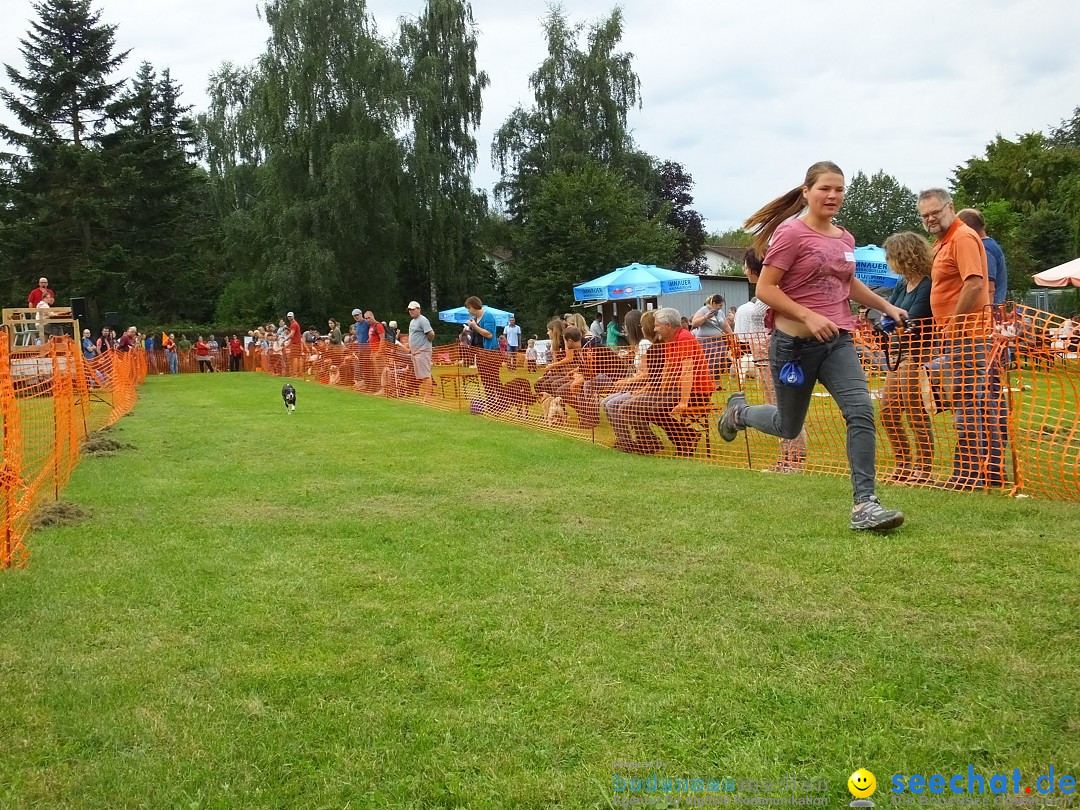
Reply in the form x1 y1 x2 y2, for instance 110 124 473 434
880 231 935 484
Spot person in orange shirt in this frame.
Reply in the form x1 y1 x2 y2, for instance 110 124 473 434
364 311 386 392
918 188 996 490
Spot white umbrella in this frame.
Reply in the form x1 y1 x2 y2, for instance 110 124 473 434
1032 257 1080 288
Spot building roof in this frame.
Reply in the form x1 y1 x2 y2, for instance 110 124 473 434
703 244 749 264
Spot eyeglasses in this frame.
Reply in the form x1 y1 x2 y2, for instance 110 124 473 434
920 203 950 222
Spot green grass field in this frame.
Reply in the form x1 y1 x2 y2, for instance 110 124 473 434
1 373 1079 809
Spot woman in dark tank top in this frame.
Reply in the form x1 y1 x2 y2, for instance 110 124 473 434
880 231 935 486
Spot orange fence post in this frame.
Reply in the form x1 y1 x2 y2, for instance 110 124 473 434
50 342 61 501
0 329 26 568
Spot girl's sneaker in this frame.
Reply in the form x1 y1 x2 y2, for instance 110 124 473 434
850 496 904 531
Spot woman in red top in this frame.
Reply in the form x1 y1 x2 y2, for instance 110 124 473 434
195 335 214 373
228 335 245 372
718 161 908 531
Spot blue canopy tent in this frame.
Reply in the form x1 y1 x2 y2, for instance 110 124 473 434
437 305 514 327
854 245 900 289
573 263 702 302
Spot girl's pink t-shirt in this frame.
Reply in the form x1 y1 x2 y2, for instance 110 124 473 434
764 218 857 332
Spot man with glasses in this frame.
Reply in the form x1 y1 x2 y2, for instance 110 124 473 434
917 188 991 490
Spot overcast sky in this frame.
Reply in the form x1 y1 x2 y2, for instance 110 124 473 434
3 0 1079 232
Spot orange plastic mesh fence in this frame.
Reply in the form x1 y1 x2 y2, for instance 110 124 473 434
248 306 1078 503
1005 305 1080 500
0 335 146 568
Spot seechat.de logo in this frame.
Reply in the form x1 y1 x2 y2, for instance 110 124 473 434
891 767 1077 796
849 768 877 808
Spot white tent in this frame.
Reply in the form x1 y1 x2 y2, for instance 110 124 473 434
1032 257 1080 288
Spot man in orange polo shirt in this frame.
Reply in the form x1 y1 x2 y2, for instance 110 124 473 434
918 188 994 490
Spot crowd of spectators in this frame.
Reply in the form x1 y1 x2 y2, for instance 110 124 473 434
13 251 1078 502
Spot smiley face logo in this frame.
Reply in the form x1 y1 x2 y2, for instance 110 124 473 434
848 768 877 799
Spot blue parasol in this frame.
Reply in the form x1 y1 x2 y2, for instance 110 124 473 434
573 263 702 301
854 245 901 289
437 305 514 327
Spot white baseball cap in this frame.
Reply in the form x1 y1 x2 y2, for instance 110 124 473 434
407 301 421 310
351 308 362 316
287 311 295 318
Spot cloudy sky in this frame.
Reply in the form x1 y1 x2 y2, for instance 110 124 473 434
3 0 1079 231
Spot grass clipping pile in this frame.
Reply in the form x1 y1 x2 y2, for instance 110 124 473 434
29 430 134 529
82 430 133 457
31 501 91 529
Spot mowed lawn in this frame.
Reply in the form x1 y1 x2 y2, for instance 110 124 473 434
1 373 1079 809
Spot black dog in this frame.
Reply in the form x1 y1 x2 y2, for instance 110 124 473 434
282 383 297 414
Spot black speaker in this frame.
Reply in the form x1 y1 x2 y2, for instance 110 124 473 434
104 311 121 329
70 297 88 321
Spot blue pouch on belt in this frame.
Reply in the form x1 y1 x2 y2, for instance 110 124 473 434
779 361 804 387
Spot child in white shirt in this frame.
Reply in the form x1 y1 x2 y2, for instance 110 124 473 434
525 338 538 373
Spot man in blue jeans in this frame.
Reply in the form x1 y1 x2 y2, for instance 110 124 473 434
957 208 1009 486
502 316 522 370
919 189 992 490
165 333 178 374
81 329 106 387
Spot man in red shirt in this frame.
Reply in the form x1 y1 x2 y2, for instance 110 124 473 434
287 311 302 374
28 277 54 307
116 326 137 353
628 306 714 457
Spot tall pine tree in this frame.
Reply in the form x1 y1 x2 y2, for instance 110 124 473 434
0 0 129 304
101 63 217 321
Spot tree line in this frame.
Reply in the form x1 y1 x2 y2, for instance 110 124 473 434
1 0 1078 333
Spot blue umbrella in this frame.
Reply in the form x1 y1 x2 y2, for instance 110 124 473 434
437 305 514 327
854 245 900 289
573 263 702 302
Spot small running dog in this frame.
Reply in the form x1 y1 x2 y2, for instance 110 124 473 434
282 383 297 414
539 392 567 427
